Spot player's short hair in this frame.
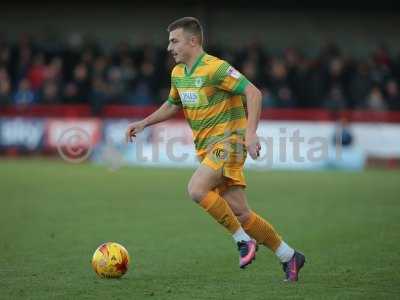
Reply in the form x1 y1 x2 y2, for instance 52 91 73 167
167 17 203 45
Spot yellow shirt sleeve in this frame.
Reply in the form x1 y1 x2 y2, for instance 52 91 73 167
167 68 181 106
167 84 181 106
211 61 250 94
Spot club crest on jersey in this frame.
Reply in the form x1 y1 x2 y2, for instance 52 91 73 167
180 91 199 105
195 77 203 87
213 148 228 161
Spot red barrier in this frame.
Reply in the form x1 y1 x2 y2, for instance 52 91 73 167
1 105 400 123
260 109 400 122
0 104 92 117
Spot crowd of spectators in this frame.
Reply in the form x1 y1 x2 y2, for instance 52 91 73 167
0 33 400 113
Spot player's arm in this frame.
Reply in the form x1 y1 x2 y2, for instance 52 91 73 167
212 61 261 159
125 101 180 143
126 73 182 143
243 83 262 159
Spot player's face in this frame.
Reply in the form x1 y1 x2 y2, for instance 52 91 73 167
167 28 192 64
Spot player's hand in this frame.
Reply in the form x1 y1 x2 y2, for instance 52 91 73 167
125 121 145 143
245 131 261 160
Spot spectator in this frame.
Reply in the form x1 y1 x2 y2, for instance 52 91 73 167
323 86 346 111
10 34 33 83
90 77 109 115
373 45 391 67
40 80 60 104
241 60 258 83
128 61 156 106
13 78 35 106
349 62 372 108
304 60 325 107
92 55 109 79
284 48 306 106
156 54 175 105
385 80 400 110
45 57 63 83
276 86 296 108
62 82 79 103
267 59 296 107
369 47 391 86
106 66 125 103
261 87 276 108
0 44 10 67
120 56 137 85
27 53 46 91
0 68 11 106
332 117 353 147
365 85 387 111
323 57 348 102
0 33 400 113
69 63 90 103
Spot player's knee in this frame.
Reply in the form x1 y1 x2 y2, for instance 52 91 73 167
236 209 252 225
187 182 207 203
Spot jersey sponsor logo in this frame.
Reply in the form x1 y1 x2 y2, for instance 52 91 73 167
195 77 203 87
179 91 199 105
227 66 241 79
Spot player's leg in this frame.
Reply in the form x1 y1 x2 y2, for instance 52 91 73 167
221 186 282 251
187 163 245 236
222 186 306 281
187 163 256 268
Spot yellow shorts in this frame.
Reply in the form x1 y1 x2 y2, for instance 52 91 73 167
198 138 247 193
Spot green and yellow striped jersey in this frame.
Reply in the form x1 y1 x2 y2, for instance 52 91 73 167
167 52 250 156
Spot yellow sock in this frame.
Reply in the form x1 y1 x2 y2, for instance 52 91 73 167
199 191 241 234
243 211 282 251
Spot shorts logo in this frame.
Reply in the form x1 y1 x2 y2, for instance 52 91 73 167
195 77 203 87
227 66 241 79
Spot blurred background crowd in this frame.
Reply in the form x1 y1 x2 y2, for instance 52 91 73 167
1 33 399 113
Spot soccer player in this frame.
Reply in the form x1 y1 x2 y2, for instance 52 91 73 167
126 17 305 281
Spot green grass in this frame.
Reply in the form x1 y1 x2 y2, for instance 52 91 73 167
0 159 400 299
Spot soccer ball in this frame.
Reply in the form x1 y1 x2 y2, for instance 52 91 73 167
91 242 130 278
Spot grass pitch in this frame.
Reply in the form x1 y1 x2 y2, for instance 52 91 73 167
0 159 399 299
